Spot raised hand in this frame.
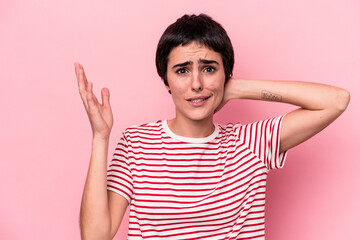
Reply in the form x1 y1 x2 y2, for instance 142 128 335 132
75 62 114 140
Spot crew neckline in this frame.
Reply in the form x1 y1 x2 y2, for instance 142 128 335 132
162 120 219 143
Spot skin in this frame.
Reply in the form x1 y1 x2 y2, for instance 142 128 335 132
76 63 126 240
165 42 226 138
219 77 350 152
76 42 350 239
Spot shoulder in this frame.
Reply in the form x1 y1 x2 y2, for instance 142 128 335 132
217 122 244 132
216 122 243 141
123 120 164 139
217 115 285 137
217 122 240 133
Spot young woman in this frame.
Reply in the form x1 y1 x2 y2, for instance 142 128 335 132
76 14 350 240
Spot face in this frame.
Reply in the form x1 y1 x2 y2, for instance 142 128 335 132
166 42 226 123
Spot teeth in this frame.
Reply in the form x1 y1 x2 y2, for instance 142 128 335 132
191 98 205 102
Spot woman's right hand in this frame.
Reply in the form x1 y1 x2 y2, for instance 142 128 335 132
75 62 114 140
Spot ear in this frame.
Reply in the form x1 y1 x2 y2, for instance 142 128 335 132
164 85 172 95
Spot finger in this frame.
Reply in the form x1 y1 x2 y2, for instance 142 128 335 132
75 63 90 107
90 83 102 109
101 88 111 108
74 62 80 75
75 62 88 108
75 62 82 85
85 84 105 129
75 63 86 92
76 63 89 92
86 82 98 111
79 63 89 85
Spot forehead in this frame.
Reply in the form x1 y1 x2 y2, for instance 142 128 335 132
168 42 222 65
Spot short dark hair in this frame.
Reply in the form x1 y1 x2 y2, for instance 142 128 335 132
155 14 234 86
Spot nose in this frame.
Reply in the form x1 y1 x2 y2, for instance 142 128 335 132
191 72 203 92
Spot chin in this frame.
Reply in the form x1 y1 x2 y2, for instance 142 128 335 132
185 109 215 122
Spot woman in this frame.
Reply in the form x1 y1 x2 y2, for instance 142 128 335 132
76 14 350 240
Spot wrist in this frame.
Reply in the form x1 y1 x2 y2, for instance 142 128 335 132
92 135 110 145
225 78 243 100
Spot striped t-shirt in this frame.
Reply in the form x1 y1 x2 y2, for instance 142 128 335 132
107 116 287 239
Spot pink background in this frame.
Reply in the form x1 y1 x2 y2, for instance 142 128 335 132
1 0 359 239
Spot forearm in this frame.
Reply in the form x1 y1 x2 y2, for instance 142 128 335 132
225 78 350 152
228 78 350 112
80 137 111 240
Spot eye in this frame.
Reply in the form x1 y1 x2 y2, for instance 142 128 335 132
204 66 216 73
176 68 188 74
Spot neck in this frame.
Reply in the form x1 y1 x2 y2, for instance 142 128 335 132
167 115 215 138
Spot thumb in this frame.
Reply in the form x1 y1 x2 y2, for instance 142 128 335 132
101 88 111 108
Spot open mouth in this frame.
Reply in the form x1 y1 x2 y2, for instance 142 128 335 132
187 96 211 103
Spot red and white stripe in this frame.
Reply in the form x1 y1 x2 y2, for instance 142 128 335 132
107 116 287 239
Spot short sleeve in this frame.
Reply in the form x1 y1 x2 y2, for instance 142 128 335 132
237 115 288 170
107 133 133 203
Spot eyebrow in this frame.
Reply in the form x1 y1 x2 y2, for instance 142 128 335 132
172 61 192 69
199 59 219 65
171 59 219 69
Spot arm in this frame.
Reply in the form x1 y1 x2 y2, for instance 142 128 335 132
75 63 128 239
218 78 350 152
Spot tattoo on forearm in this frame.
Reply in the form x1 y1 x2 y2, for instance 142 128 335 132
261 90 282 102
